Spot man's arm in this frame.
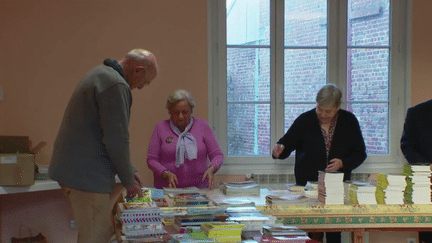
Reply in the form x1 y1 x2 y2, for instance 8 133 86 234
98 83 136 188
400 108 430 164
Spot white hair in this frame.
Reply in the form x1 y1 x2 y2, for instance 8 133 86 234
316 84 342 107
166 89 196 111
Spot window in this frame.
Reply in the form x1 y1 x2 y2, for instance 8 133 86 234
209 0 410 174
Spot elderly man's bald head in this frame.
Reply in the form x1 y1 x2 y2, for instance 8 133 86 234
119 49 159 90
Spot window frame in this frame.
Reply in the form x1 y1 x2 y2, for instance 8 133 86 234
208 0 411 175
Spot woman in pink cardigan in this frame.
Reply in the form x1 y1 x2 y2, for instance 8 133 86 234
147 89 224 189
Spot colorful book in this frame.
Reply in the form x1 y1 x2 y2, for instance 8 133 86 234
173 193 211 206
169 232 216 242
265 193 309 205
221 181 261 196
255 235 312 243
262 225 307 237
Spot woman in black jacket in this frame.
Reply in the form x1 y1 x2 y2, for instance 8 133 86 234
272 83 367 243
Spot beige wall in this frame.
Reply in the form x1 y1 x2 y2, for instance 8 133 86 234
0 0 431 242
0 0 208 188
411 1 432 105
0 0 208 241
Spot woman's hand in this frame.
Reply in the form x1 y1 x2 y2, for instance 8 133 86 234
272 144 285 158
163 171 178 188
203 165 217 189
326 158 343 172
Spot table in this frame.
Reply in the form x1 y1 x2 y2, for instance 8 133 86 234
258 203 432 243
0 179 60 195
205 189 432 243
114 187 430 242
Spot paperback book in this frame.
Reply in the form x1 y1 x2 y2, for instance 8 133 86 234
262 225 307 237
221 181 261 196
173 193 211 206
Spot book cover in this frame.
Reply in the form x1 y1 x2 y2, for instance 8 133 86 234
173 193 211 206
262 225 307 236
119 201 158 212
163 187 200 195
255 235 311 243
212 197 256 207
265 194 309 205
202 222 245 229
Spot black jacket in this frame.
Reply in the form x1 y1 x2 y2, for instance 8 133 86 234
400 99 432 164
275 108 367 186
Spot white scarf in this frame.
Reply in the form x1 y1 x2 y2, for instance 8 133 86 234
170 118 198 168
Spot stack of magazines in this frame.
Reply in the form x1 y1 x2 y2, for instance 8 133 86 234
403 164 432 204
262 225 308 237
254 224 311 242
344 181 377 204
200 222 245 242
317 171 345 204
116 201 168 242
265 190 309 205
374 173 406 204
221 181 260 196
173 193 211 206
173 214 222 233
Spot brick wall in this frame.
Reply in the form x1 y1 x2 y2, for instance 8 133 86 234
226 0 390 156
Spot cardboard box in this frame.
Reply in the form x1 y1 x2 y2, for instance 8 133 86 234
0 136 46 186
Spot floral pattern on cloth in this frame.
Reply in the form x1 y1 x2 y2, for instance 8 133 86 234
320 112 339 163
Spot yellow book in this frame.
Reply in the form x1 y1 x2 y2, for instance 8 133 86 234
204 229 242 237
202 222 245 229
211 236 242 242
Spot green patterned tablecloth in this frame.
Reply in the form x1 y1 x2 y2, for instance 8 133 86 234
256 204 432 228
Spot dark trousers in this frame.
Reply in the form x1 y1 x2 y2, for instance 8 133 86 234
419 231 432 243
308 232 341 243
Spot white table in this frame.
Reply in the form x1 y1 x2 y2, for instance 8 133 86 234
0 179 60 195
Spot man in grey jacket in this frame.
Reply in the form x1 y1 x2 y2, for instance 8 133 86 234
49 48 158 242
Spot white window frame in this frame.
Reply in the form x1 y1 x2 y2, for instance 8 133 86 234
208 0 412 175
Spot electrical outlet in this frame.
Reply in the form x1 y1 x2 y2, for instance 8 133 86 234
0 85 4 101
406 238 417 243
70 219 78 229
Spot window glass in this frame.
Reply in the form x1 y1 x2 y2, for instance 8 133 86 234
285 0 327 47
227 0 270 46
224 0 394 158
227 104 270 156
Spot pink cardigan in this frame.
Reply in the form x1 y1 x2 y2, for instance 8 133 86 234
147 118 224 188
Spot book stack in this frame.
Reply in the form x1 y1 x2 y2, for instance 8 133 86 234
126 188 153 203
146 187 168 207
226 215 276 231
285 184 306 193
317 171 345 204
262 225 308 237
344 181 377 204
265 190 309 205
225 206 262 217
116 201 167 242
187 206 226 217
159 207 188 220
212 197 256 208
163 186 201 195
173 214 222 233
374 173 406 204
169 232 216 243
173 193 211 206
221 181 261 196
201 222 245 242
255 235 313 243
403 164 432 204
223 206 263 239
